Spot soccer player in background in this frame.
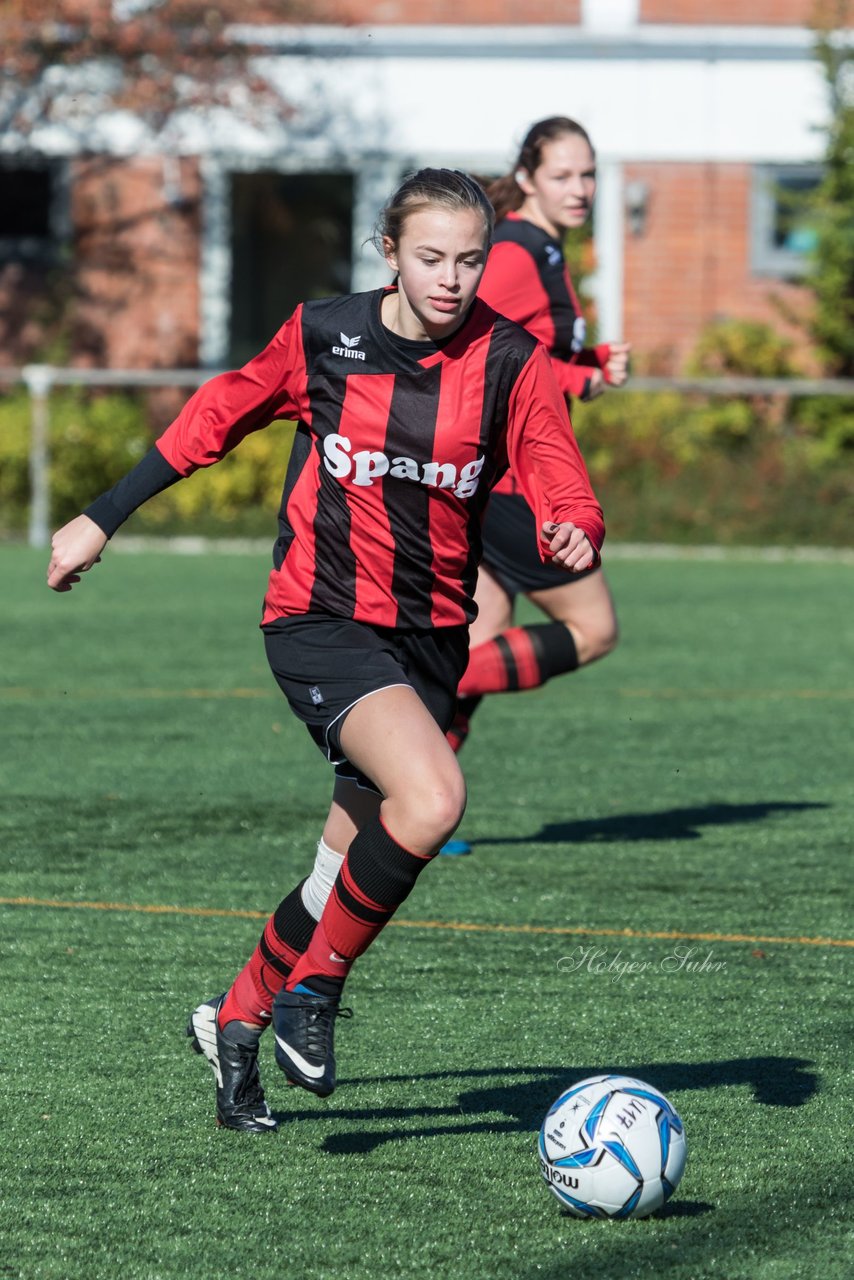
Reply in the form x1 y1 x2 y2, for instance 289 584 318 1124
443 119 630 855
47 168 604 1133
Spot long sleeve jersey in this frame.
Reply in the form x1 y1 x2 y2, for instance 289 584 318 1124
86 287 604 631
478 212 612 397
476 213 611 500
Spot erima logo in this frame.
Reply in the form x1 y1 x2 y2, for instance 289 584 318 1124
545 244 562 266
332 332 366 361
322 432 485 499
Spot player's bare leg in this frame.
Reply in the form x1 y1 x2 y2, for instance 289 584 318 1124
468 562 514 648
336 684 466 855
527 567 619 668
445 564 512 760
457 566 618 707
443 568 618 855
274 686 466 1095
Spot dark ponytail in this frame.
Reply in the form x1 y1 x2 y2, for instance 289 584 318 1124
486 116 595 222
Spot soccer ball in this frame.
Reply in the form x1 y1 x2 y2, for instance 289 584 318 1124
538 1074 687 1219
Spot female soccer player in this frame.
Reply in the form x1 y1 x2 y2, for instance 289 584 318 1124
47 168 604 1133
444 118 629 803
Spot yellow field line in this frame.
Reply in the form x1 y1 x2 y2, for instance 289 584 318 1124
2 896 851 949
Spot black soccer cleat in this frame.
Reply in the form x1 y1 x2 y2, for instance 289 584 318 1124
272 988 353 1098
186 995 277 1134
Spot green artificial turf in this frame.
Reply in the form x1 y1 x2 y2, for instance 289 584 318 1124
1 545 852 1280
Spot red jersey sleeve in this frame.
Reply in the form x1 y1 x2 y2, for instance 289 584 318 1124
481 241 610 401
155 307 310 475
505 345 605 562
551 357 597 399
479 242 549 343
557 343 615 397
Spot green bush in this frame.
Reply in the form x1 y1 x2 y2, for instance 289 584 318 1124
790 394 854 462
0 386 297 537
0 391 31 523
685 318 800 378
573 317 854 545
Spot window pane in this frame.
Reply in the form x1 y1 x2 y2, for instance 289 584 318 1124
772 174 819 255
230 172 354 365
751 165 823 279
0 167 52 239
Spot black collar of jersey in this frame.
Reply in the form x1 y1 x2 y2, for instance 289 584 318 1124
370 285 478 368
495 211 563 260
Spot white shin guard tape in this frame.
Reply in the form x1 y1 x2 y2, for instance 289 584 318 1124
300 838 345 922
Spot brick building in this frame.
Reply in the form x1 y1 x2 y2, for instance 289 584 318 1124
0 0 849 372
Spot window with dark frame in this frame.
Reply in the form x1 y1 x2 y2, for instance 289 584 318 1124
229 171 354 366
751 164 822 279
0 161 64 260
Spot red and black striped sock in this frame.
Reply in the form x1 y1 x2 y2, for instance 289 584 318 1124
287 816 432 993
217 881 317 1029
458 622 578 699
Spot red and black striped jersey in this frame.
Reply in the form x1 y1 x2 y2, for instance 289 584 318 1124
154 286 604 630
478 212 611 402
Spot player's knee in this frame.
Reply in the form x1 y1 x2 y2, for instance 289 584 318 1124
593 614 619 659
435 772 468 841
576 613 619 665
404 763 467 847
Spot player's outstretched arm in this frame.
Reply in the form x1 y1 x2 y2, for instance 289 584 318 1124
541 521 595 572
47 514 108 592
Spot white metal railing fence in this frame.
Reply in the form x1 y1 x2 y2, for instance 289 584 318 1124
7 365 222 548
2 363 853 548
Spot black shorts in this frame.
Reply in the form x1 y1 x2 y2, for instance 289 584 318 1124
481 491 596 596
263 614 469 793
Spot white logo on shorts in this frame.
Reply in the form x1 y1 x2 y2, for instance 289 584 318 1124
309 686 324 705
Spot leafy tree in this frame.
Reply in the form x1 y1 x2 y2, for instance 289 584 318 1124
809 0 854 375
0 1 309 144
0 1 307 363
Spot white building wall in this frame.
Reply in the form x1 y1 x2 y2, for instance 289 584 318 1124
250 25 831 352
6 24 833 360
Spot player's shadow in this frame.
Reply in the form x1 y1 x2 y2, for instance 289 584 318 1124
286 1055 817 1155
559 1198 714 1219
645 1198 714 1218
468 801 826 847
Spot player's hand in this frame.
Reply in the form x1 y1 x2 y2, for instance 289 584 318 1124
47 514 108 592
605 341 631 387
541 522 595 572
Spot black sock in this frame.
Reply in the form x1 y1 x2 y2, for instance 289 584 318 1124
527 622 579 680
296 974 346 998
221 1020 264 1047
